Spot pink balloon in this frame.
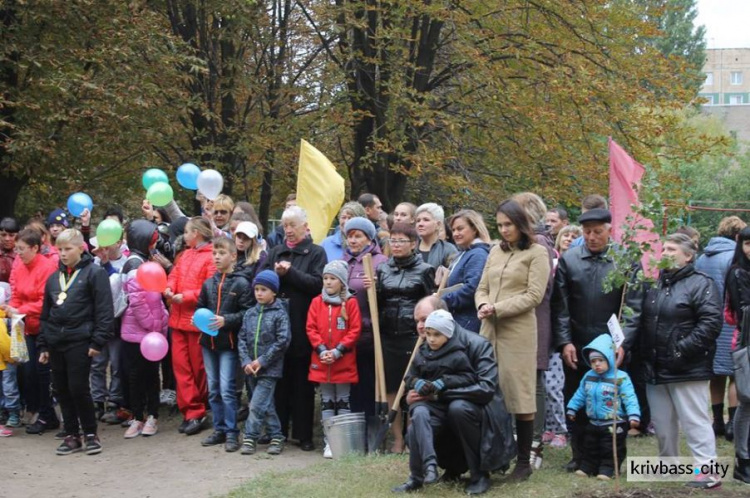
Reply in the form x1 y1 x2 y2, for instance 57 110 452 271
140 332 168 362
136 262 168 293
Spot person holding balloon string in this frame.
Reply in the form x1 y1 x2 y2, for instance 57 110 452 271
164 217 217 436
119 220 170 439
194 237 254 452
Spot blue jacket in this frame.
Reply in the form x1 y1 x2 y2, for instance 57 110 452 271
695 236 736 375
237 299 291 379
566 334 640 425
321 232 345 262
442 242 490 333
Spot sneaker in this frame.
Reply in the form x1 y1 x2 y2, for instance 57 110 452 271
95 402 106 421
574 470 588 478
142 416 158 436
596 474 611 481
184 417 207 436
0 425 12 437
124 420 144 439
323 441 333 459
241 438 257 455
530 441 543 470
550 434 567 449
225 434 240 453
84 434 102 455
160 389 177 407
178 419 189 434
267 437 284 455
102 407 133 425
26 418 60 435
685 475 721 489
201 431 227 446
541 431 555 444
55 429 67 440
56 435 83 455
6 412 21 428
257 433 271 445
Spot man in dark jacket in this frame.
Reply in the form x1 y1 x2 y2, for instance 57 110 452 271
405 296 515 495
260 206 326 451
39 228 114 456
551 209 642 471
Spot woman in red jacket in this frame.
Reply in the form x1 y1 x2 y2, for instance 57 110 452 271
306 260 361 458
5 228 59 433
164 217 217 436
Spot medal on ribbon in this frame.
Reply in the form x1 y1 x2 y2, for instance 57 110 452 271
57 270 81 306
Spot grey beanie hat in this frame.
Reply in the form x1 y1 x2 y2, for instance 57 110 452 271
424 309 455 338
588 351 606 362
323 260 349 291
344 216 377 241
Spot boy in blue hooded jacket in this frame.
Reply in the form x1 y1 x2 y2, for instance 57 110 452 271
566 334 640 480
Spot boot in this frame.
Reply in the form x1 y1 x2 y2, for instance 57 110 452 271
726 406 737 442
733 456 750 484
508 419 533 482
712 403 725 436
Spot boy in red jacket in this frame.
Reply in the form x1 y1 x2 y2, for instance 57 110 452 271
306 260 361 458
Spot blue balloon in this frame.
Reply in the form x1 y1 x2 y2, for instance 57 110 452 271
193 308 216 335
67 192 93 217
176 163 201 190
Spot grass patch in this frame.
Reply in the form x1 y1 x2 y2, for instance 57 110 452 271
228 436 746 497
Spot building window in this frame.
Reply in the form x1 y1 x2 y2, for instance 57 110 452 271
705 72 713 86
700 94 715 105
729 94 744 105
731 71 743 85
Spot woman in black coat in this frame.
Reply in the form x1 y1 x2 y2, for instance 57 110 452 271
371 222 435 453
638 233 723 489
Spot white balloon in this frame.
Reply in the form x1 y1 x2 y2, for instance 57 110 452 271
196 169 224 200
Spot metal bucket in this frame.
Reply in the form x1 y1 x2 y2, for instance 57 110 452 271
322 412 366 459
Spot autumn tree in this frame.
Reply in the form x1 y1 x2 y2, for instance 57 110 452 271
301 0 718 212
0 0 188 219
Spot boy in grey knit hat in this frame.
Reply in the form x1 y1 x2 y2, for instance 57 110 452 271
394 310 477 492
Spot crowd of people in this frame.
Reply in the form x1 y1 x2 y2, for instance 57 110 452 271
0 189 749 495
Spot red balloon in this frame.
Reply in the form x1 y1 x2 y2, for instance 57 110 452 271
136 262 168 293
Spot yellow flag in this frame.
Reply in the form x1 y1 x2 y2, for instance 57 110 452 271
296 139 345 243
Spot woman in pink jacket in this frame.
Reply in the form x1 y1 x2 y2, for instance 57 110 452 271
120 220 169 438
164 217 216 436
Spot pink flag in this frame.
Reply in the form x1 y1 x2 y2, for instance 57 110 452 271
608 138 661 276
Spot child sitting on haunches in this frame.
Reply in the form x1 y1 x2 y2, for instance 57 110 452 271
393 310 477 492
566 334 640 480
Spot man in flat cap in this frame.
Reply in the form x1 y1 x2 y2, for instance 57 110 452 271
551 208 643 472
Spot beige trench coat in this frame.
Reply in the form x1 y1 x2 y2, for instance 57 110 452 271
475 243 550 414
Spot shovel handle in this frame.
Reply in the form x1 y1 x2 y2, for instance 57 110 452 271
363 254 387 404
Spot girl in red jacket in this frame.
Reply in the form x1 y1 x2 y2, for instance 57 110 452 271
306 260 361 458
164 217 216 436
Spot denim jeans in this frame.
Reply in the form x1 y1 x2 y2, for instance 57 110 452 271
245 376 283 440
202 348 239 435
90 336 124 406
0 362 21 413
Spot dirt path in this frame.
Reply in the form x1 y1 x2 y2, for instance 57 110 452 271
3 413 320 497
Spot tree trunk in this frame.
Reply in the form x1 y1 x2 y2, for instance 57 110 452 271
0 172 27 219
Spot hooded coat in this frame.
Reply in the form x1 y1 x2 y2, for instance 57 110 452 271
566 334 641 425
39 252 114 352
695 236 736 376
9 253 58 336
306 292 362 384
120 220 169 344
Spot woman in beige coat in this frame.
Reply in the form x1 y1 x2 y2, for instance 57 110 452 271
476 198 550 482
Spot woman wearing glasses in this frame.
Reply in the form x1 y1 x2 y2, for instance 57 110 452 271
369 222 435 452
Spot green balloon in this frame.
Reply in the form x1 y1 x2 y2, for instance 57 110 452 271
142 168 169 190
96 219 123 247
147 182 174 207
